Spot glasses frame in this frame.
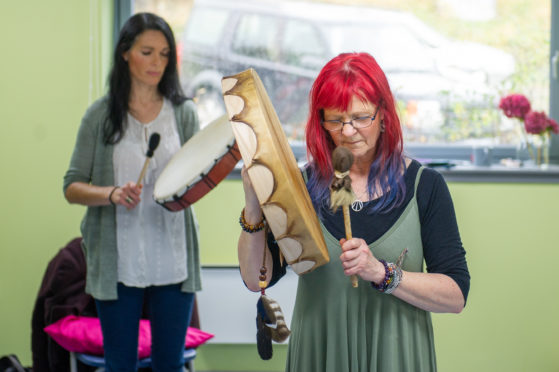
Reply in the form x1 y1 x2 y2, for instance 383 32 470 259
321 105 380 132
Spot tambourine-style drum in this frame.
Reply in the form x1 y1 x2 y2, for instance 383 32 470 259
221 69 329 275
153 114 240 211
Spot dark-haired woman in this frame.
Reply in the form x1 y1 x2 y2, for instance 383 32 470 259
238 52 470 371
64 13 199 372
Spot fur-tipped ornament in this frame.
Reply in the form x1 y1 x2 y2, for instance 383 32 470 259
255 234 291 360
256 294 291 359
330 146 355 211
330 146 359 288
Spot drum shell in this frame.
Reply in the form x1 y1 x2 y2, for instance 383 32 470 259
158 143 240 212
222 69 329 275
153 114 240 212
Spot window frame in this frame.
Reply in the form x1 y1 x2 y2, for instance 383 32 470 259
119 0 558 175
550 0 559 164
113 0 131 48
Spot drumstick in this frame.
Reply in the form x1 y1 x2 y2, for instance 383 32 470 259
137 132 161 185
330 146 359 288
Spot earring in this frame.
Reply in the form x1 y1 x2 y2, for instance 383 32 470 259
380 119 385 133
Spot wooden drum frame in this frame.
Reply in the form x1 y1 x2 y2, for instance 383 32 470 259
222 69 329 275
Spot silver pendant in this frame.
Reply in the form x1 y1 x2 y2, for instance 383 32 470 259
351 199 363 212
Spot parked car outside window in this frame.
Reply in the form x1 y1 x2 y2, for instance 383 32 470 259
179 0 515 147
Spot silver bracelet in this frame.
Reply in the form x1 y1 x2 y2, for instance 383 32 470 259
384 266 402 294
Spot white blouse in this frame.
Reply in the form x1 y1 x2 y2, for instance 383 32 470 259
113 99 187 287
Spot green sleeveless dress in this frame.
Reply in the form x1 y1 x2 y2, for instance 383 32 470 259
285 167 436 371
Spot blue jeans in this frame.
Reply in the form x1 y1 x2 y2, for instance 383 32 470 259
95 283 194 372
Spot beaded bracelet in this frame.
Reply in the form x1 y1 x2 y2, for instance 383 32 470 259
371 260 403 294
372 248 408 293
239 208 266 233
371 259 390 292
108 186 119 206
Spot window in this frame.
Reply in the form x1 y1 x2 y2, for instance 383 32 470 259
551 0 559 162
232 14 280 61
127 0 555 165
282 20 327 68
183 7 228 47
325 23 438 73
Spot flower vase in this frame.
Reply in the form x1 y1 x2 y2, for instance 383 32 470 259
515 121 531 166
528 133 551 168
541 132 551 168
515 138 527 165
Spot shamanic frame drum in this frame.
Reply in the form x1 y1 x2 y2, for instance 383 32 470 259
153 114 240 211
222 68 329 275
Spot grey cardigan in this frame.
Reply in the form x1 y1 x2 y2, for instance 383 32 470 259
63 96 201 300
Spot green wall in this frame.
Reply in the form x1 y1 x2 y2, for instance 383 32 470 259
1 2 559 372
0 0 113 364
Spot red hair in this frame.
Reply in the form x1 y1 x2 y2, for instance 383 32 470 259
305 52 404 178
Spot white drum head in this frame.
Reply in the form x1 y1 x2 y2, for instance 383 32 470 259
153 114 234 202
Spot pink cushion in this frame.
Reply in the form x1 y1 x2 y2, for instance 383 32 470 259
44 315 214 358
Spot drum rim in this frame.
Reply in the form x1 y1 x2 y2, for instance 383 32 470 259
153 114 236 201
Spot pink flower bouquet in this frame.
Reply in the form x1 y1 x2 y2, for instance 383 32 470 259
499 93 558 166
498 94 531 120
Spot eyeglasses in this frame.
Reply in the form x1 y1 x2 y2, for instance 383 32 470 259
321 106 379 132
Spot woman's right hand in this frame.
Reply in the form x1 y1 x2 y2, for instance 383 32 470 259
241 165 258 203
111 181 143 209
241 165 260 208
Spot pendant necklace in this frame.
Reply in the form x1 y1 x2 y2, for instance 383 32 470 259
351 189 368 212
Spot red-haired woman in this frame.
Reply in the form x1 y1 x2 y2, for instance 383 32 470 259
238 52 469 371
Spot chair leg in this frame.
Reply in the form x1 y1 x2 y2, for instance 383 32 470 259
70 352 77 372
186 359 194 372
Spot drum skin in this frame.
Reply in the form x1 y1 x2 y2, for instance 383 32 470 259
222 69 329 275
153 114 241 212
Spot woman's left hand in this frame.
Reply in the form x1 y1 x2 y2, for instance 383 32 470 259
339 238 385 284
340 238 466 313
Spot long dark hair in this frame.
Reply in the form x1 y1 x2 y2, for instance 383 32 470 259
305 52 406 214
105 12 187 144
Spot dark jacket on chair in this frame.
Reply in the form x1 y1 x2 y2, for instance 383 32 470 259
31 237 96 372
